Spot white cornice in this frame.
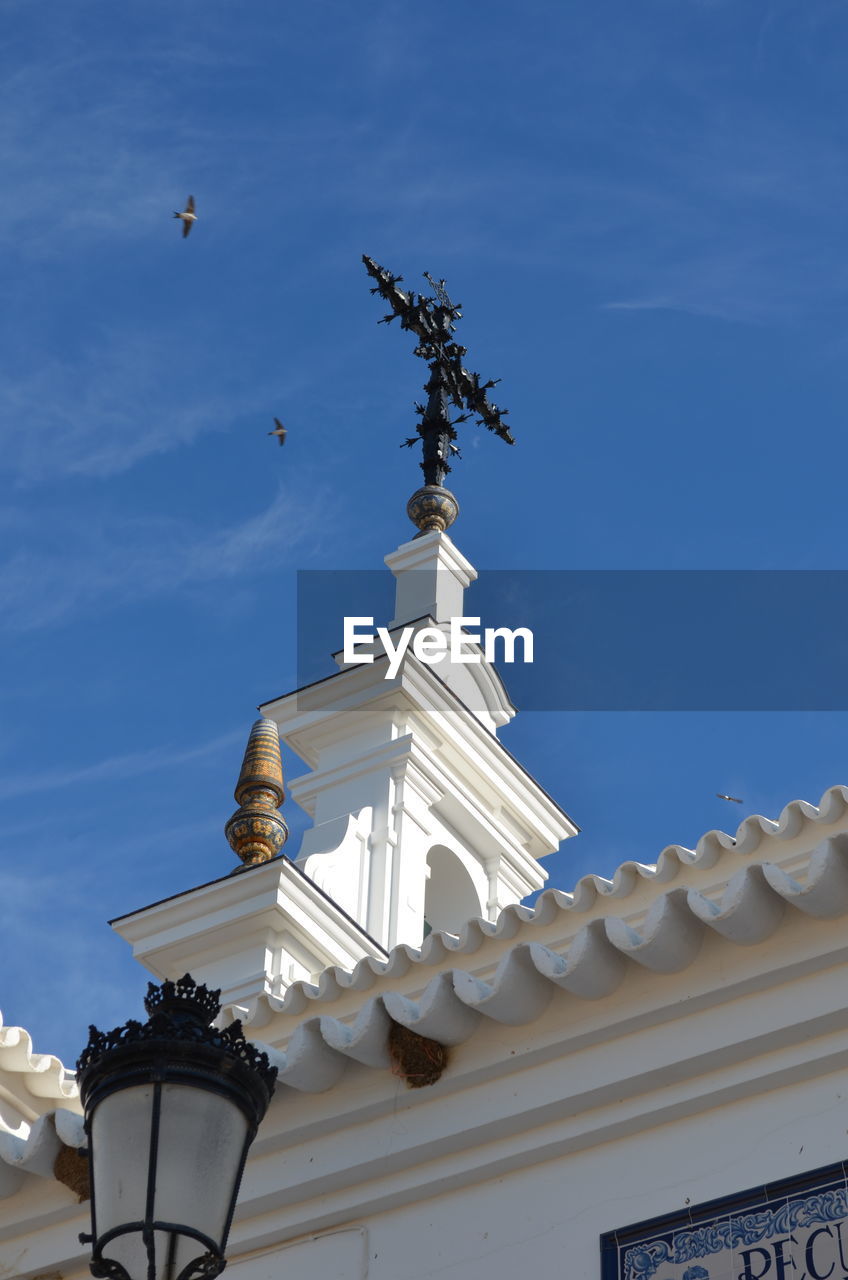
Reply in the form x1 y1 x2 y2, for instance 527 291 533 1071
228 921 848 1249
214 786 848 1062
262 654 575 851
111 856 387 1011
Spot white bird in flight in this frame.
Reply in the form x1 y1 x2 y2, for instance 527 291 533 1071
174 195 196 239
716 793 743 804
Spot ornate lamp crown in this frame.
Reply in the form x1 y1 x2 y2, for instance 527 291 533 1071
143 973 221 1024
76 972 278 1101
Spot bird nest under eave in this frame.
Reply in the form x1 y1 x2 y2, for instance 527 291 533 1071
388 1021 449 1089
54 1141 90 1202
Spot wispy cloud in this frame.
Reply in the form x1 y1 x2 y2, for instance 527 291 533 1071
0 482 331 632
602 297 677 315
0 729 243 803
341 1 848 327
575 109 848 323
0 22 258 253
0 333 238 483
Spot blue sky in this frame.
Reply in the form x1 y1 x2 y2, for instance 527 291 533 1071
4 0 848 1066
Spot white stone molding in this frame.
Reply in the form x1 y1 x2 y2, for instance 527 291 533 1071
205 785 848 1071
237 837 848 1091
385 530 477 628
110 855 388 1018
298 808 374 922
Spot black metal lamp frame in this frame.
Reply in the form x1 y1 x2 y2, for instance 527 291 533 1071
76 975 277 1280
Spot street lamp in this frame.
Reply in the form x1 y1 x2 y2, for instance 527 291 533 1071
76 973 277 1280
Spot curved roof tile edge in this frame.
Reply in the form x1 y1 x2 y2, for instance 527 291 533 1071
240 831 848 1092
244 783 848 1020
0 1020 79 1105
4 792 848 1190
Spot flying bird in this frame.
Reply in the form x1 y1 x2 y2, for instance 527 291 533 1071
173 195 196 238
716 793 744 804
268 418 287 446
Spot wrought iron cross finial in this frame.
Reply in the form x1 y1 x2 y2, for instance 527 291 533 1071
362 254 515 493
422 272 456 312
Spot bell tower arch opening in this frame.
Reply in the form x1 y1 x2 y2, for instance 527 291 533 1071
423 844 484 938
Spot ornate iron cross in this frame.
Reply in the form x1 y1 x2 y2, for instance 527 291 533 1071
363 255 515 491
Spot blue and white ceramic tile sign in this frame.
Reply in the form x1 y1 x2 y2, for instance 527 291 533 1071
601 1161 848 1280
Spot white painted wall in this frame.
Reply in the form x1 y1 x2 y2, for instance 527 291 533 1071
6 871 848 1280
214 890 848 1280
235 1068 846 1280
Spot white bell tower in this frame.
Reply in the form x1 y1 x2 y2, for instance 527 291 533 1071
112 525 576 1014
261 528 576 953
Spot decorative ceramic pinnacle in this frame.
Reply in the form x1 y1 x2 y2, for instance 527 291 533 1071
407 484 459 535
225 718 288 867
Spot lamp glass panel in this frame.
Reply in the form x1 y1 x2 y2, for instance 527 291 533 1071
90 1084 154 1237
153 1082 250 1247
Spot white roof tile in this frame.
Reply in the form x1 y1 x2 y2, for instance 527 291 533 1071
235 785 848 1091
5 784 848 1194
0 1018 79 1111
0 1016 82 1200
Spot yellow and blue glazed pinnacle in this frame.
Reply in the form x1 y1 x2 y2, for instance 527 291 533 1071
407 484 459 535
225 718 288 866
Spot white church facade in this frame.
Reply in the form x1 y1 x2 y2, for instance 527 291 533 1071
4 526 848 1280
